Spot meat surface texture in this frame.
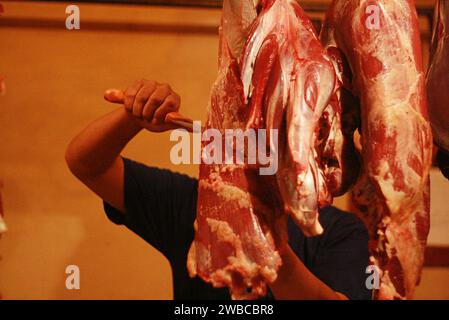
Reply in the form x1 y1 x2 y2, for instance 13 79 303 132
240 0 336 236
322 0 432 299
187 0 280 300
187 0 337 299
427 0 449 179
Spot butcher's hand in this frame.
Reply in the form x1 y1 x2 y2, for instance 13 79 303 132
104 79 182 132
66 79 185 213
269 216 347 300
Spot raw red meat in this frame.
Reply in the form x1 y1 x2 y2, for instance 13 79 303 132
427 0 449 179
187 0 281 300
240 0 336 236
187 0 336 299
321 0 432 299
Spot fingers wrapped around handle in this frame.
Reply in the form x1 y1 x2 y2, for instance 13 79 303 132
104 88 194 132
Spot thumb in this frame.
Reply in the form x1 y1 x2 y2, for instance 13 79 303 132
104 89 124 104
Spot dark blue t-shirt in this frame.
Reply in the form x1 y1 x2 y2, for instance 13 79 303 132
104 158 372 300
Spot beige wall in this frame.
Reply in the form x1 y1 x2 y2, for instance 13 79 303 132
0 1 447 300
0 1 221 299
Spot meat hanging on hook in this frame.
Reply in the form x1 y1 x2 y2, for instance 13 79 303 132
321 0 432 300
187 0 339 299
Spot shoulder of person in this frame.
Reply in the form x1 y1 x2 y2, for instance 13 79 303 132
123 157 198 185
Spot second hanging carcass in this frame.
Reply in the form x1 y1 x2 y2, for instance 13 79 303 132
321 0 432 299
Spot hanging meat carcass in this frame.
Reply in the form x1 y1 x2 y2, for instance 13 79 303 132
321 0 433 299
187 0 337 299
241 0 337 237
187 0 281 300
427 0 449 179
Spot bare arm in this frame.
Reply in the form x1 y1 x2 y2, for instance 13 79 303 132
65 79 181 213
270 245 348 300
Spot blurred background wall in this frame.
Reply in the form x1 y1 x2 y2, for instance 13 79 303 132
0 0 448 299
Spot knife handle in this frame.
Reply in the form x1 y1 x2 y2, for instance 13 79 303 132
104 89 195 132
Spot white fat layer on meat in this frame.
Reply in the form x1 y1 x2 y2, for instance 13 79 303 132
365 80 430 216
374 161 408 215
222 0 257 58
211 269 233 287
371 252 406 300
207 218 241 247
241 1 282 102
199 172 251 209
265 71 283 150
200 168 277 240
241 0 307 105
360 1 418 66
207 73 245 130
189 215 280 299
378 271 402 300
287 63 335 168
189 242 213 275
260 266 278 283
220 164 244 173
206 218 278 291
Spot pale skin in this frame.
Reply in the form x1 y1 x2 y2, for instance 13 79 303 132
66 79 348 300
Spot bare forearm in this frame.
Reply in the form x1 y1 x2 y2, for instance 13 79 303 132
66 108 142 178
270 246 347 300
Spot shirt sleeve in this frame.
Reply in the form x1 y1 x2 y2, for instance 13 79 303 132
103 157 198 261
309 208 373 300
